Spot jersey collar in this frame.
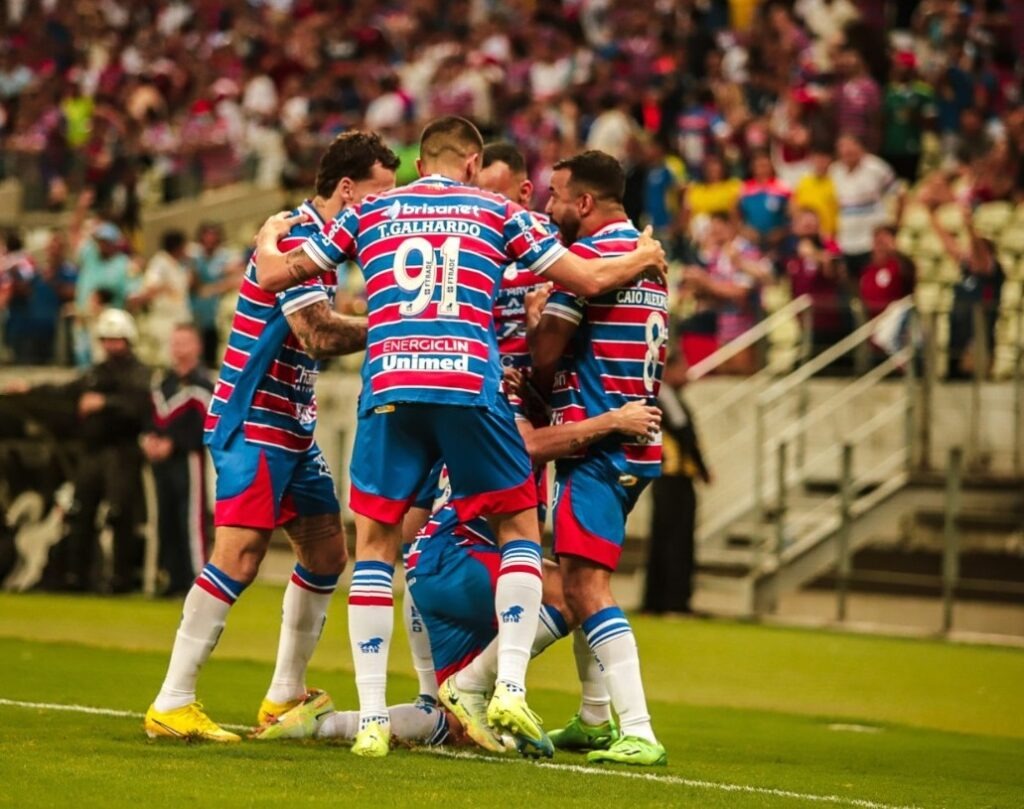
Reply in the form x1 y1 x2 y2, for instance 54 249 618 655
588 218 634 239
299 199 327 228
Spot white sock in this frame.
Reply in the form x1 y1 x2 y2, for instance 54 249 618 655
317 703 448 745
403 594 437 700
265 563 339 704
582 606 657 743
572 627 612 725
388 702 449 745
455 603 569 693
348 560 394 729
317 710 359 740
493 540 543 692
153 564 246 712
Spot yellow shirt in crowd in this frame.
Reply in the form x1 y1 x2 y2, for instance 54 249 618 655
686 178 742 217
793 173 839 237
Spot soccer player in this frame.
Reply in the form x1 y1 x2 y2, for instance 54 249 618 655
478 141 550 415
530 150 669 766
255 398 661 754
143 132 399 742
253 116 666 758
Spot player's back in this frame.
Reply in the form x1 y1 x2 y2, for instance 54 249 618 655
330 175 562 413
549 220 668 478
205 201 336 453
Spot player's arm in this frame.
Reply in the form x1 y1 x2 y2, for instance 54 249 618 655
528 312 578 397
517 400 662 466
253 212 321 292
285 300 367 359
542 226 667 297
255 208 358 293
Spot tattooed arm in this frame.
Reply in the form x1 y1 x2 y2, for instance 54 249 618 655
254 212 324 292
286 300 367 359
517 400 662 466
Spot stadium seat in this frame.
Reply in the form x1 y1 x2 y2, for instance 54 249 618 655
901 203 931 234
896 228 918 256
935 203 967 234
972 201 1013 239
914 282 941 313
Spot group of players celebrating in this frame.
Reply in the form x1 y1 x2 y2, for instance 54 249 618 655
142 116 670 767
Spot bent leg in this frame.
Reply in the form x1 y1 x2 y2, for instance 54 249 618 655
260 513 345 707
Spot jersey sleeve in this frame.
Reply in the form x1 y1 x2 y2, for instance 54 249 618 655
301 206 359 271
503 203 566 275
278 275 329 316
543 242 597 323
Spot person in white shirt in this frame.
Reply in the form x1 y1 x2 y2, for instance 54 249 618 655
135 230 192 364
829 134 898 277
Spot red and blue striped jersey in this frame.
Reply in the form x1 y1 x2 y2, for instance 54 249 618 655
494 211 554 418
405 464 496 575
546 220 669 478
204 200 336 453
301 175 565 414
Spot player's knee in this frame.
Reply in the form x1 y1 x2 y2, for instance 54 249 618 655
297 534 347 576
209 529 270 584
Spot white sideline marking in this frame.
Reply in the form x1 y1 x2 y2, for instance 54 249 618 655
0 698 921 809
829 723 884 734
420 749 921 809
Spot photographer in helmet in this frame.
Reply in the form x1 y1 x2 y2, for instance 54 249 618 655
6 307 153 592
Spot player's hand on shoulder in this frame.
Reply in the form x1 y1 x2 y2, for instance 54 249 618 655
256 210 309 247
636 225 668 285
612 400 662 439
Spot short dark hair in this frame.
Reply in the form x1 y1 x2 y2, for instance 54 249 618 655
161 229 187 254
709 211 732 225
315 131 400 199
552 150 625 203
420 116 484 162
482 142 527 175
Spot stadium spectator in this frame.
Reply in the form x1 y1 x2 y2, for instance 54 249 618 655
738 150 792 251
792 145 839 238
928 202 1004 378
834 46 883 153
142 323 212 597
3 232 77 365
683 152 741 237
641 137 686 247
135 230 192 365
781 208 847 350
830 134 898 278
859 225 916 319
4 309 151 593
881 51 935 183
682 212 770 371
188 222 241 368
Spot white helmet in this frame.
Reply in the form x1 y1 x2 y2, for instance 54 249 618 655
95 308 138 344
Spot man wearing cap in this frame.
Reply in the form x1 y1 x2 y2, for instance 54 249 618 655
5 308 152 592
68 193 140 365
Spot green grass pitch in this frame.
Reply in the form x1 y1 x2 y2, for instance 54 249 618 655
0 586 1021 808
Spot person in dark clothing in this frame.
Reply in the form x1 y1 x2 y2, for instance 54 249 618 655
141 323 213 596
644 350 711 615
6 308 151 592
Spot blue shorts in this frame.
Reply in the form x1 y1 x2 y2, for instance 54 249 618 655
403 532 499 684
210 430 339 530
552 454 650 570
349 398 535 525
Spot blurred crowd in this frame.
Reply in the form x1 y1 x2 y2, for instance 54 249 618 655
1 0 1022 373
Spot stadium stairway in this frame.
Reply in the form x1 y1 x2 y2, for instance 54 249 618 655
682 300 1024 621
